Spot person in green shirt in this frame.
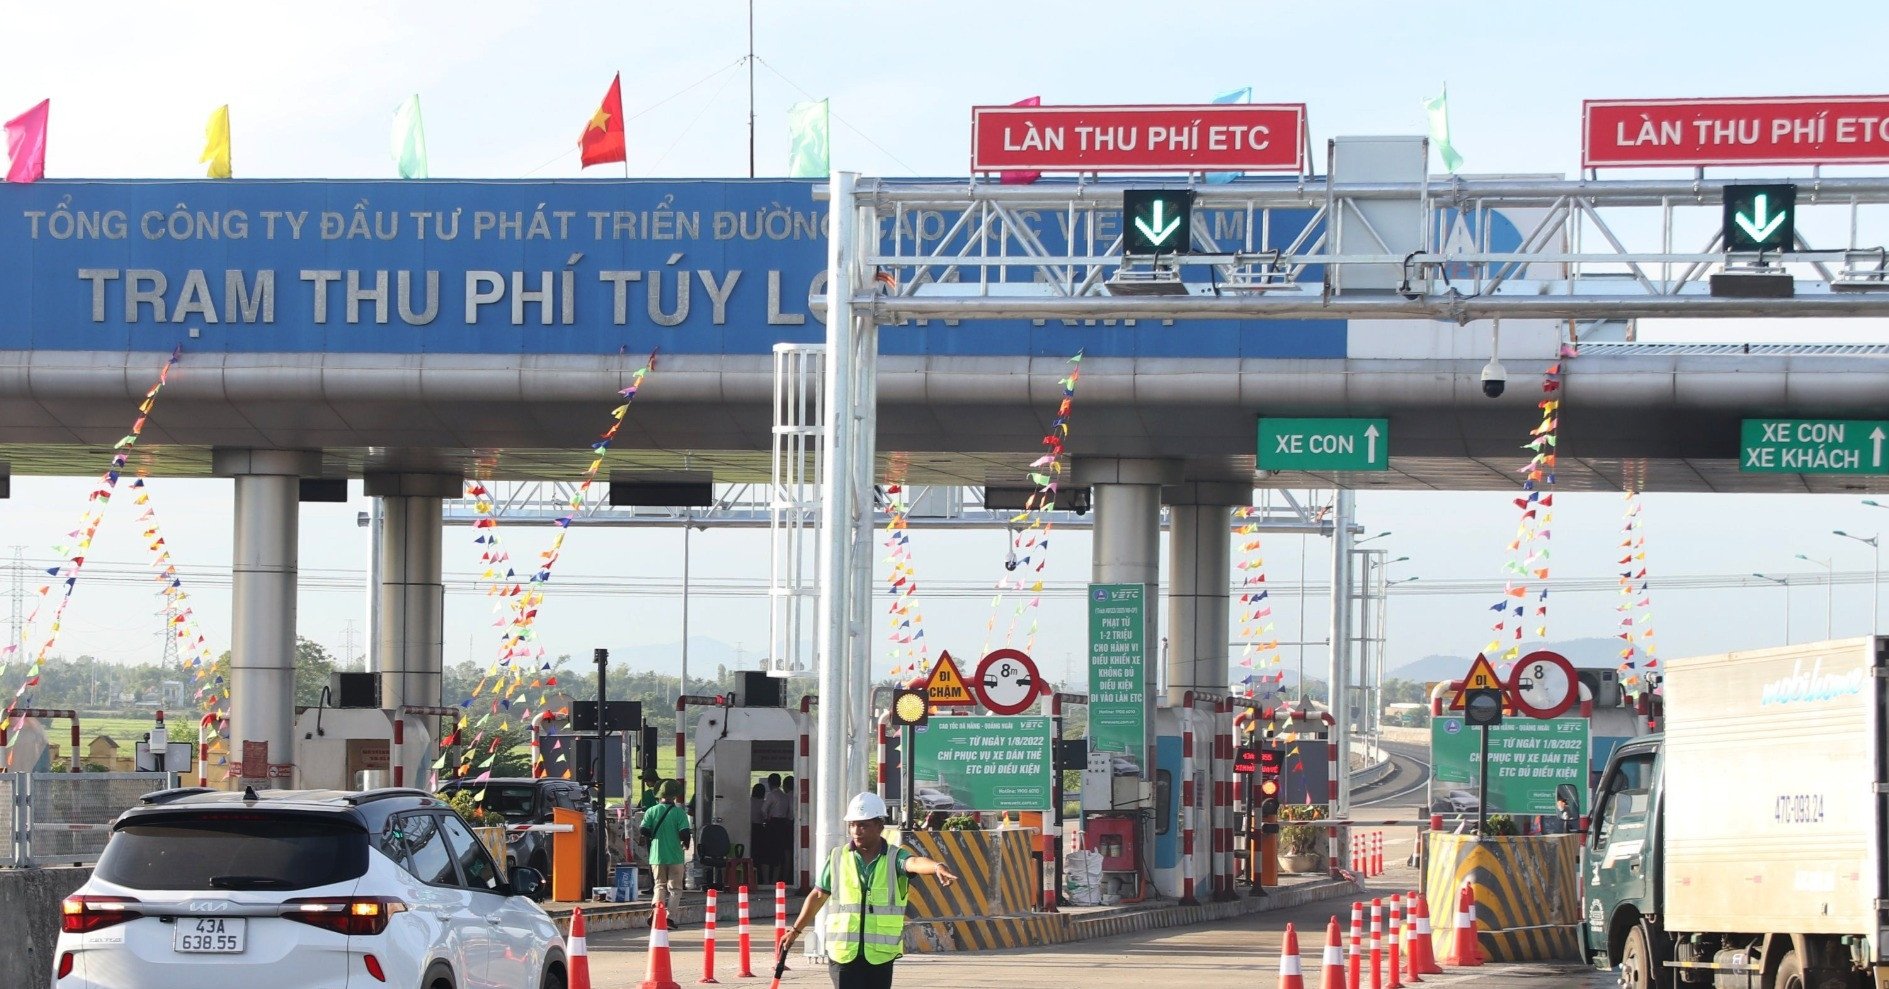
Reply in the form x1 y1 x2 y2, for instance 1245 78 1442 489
640 779 693 912
779 792 958 989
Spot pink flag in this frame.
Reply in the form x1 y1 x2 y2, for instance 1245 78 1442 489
5 99 49 183
1000 96 1041 185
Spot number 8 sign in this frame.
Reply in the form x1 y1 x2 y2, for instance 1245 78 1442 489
1508 650 1578 720
973 648 1044 715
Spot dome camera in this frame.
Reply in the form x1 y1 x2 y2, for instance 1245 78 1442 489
1480 359 1507 399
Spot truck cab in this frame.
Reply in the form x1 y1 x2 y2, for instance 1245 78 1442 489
1583 734 1666 985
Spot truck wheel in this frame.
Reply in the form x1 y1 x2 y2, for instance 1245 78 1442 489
1619 922 1670 989
1773 951 1806 989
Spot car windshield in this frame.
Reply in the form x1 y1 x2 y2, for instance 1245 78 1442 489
450 784 539 822
95 813 367 891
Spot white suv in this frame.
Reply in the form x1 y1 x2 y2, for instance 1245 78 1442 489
53 786 568 989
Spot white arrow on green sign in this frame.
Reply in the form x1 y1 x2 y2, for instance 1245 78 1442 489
1741 418 1889 474
1257 417 1390 471
1734 193 1788 243
1134 199 1183 247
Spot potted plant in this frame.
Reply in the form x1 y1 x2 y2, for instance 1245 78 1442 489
1277 803 1327 873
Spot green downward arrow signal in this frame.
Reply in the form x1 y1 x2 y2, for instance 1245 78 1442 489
1134 200 1182 246
1735 193 1788 243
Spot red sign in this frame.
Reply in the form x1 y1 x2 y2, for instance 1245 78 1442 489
1584 96 1889 167
971 648 1044 716
971 103 1307 173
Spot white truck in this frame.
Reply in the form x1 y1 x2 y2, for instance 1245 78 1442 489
1583 636 1889 989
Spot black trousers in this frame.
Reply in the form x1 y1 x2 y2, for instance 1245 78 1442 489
828 957 896 989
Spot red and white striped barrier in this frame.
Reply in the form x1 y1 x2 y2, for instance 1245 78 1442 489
701 888 719 984
736 885 754 978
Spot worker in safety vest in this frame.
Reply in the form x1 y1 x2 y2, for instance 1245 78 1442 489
779 791 959 989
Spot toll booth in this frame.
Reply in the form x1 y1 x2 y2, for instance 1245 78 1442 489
684 696 812 888
1146 701 1234 904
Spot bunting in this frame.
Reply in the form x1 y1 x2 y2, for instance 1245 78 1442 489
1614 479 1662 699
983 351 1083 658
131 479 230 777
445 351 659 786
1474 357 1562 670
1 348 183 757
881 478 932 683
1232 504 1285 702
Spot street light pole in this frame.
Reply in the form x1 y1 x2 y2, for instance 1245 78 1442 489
1795 554 1834 640
1753 573 1792 645
1834 530 1881 634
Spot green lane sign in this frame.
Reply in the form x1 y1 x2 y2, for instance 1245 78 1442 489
1429 714 1589 816
1087 583 1147 759
1723 183 1796 253
1257 417 1389 472
1741 419 1889 473
911 715 1052 812
1123 189 1194 254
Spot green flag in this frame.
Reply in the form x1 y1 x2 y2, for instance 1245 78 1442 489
392 94 428 179
787 99 829 178
1424 86 1463 173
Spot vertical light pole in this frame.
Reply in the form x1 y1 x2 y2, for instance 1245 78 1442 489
1794 554 1834 640
1752 573 1792 645
1833 530 1880 634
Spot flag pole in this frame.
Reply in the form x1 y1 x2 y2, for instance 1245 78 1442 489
747 0 756 178
621 69 631 180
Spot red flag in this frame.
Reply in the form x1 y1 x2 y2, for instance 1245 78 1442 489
1000 96 1041 185
579 73 626 168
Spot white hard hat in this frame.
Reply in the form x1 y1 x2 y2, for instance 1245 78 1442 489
844 791 889 822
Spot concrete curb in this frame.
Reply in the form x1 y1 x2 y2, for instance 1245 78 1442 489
1060 877 1361 945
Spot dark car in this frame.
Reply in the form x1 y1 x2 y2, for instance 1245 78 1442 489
437 777 592 883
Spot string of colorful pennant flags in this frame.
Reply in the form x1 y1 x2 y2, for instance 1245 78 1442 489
881 479 931 683
131 478 231 778
1615 485 1661 699
0 348 181 763
983 352 1083 661
1479 358 1563 675
1232 505 1285 703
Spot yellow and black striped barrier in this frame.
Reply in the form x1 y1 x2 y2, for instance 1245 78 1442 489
900 829 1060 951
1424 833 1582 962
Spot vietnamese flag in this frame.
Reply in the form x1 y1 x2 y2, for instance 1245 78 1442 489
1000 96 1041 185
579 73 626 168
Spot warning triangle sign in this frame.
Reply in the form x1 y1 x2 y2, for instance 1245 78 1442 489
1448 653 1504 709
923 651 976 707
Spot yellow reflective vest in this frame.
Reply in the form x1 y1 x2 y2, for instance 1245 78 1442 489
823 845 908 964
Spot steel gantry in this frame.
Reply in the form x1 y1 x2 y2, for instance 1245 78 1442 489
847 174 1889 322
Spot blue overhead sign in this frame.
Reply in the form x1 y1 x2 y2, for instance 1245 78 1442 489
0 180 1345 359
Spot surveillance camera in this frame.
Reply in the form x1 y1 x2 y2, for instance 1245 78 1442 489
1004 558 1019 572
1480 359 1507 399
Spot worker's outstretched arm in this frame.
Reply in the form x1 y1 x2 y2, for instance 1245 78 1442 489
779 887 829 957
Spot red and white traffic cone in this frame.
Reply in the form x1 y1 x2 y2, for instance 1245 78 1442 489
1442 883 1481 968
1276 923 1306 989
700 889 720 984
1386 895 1404 989
737 885 755 978
1408 889 1443 976
1372 832 1383 877
1318 917 1347 989
641 903 681 989
1368 899 1384 989
774 882 789 967
1347 901 1363 989
1350 834 1362 874
568 907 592 989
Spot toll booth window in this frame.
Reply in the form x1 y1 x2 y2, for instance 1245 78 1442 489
1154 770 1172 836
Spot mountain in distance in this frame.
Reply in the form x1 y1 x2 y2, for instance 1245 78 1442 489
605 638 754 679
1390 637 1627 683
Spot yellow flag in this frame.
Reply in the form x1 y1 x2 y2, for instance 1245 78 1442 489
201 105 232 178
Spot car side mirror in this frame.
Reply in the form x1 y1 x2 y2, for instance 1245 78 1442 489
509 866 545 900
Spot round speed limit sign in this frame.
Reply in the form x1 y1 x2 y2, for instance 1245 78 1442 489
972 648 1044 715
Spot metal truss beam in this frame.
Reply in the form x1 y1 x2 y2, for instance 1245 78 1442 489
849 176 1889 321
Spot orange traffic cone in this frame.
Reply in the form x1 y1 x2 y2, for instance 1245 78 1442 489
1347 901 1363 989
1441 883 1481 968
1276 923 1306 989
1318 917 1347 989
1408 889 1443 977
569 907 592 989
1368 899 1384 989
642 902 682 989
1385 895 1404 989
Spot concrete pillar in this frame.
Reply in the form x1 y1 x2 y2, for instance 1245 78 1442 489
364 473 460 714
1163 481 1252 705
1328 490 1356 818
214 449 320 788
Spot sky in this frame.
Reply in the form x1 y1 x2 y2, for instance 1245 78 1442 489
3 2 1889 695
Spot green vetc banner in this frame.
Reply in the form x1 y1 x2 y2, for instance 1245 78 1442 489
1088 583 1147 758
911 716 1052 812
1429 714 1590 816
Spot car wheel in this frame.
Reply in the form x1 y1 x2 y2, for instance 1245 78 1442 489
1773 951 1805 989
1617 921 1669 989
542 966 568 989
424 961 456 989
